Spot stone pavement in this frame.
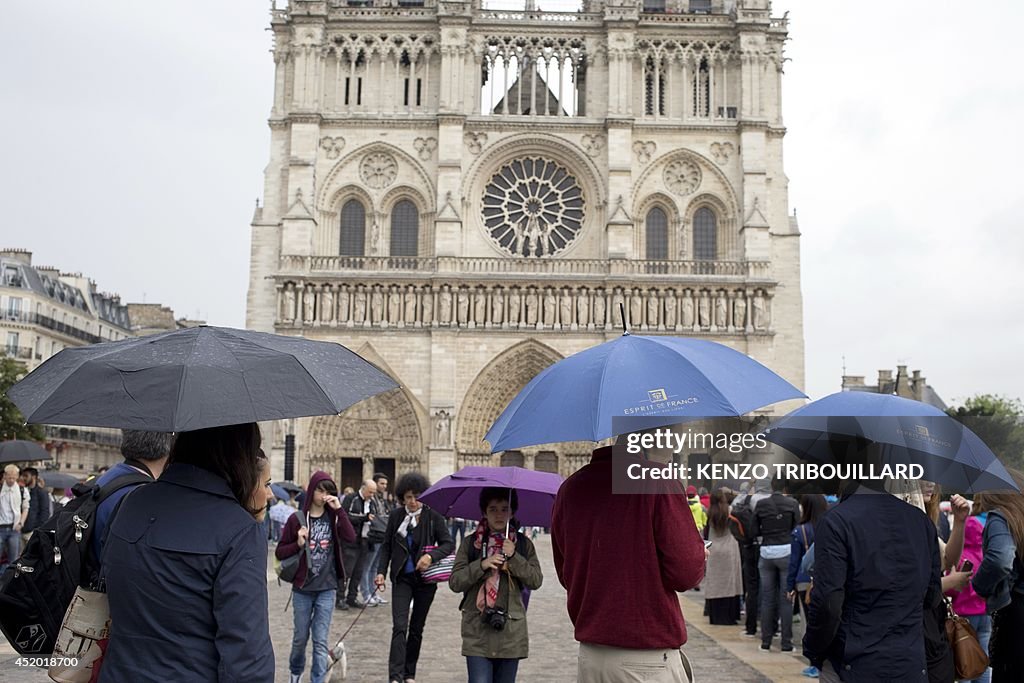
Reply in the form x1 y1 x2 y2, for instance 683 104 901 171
0 535 799 682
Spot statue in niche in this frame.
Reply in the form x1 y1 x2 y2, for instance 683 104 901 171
371 287 384 324
405 285 418 324
421 287 434 324
508 288 521 325
433 410 452 448
543 288 557 327
457 288 470 325
752 292 769 330
646 290 660 328
593 289 606 327
629 288 643 328
320 286 334 323
282 285 296 322
577 290 589 326
388 286 402 324
525 288 538 325
439 287 452 324
664 290 677 328
303 287 316 323
338 285 350 323
353 288 367 324
474 289 487 325
611 288 625 328
698 291 711 328
733 295 747 329
491 289 504 325
715 293 728 329
559 287 573 326
682 292 695 328
369 219 381 256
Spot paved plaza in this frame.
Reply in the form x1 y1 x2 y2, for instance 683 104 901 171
0 534 817 682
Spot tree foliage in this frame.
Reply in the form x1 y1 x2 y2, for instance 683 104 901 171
947 394 1024 472
0 358 45 442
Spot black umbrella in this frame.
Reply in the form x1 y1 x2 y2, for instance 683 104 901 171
273 481 303 494
0 440 52 464
37 471 83 489
7 326 399 432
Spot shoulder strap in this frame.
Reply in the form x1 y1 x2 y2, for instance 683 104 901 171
800 523 809 551
95 472 153 504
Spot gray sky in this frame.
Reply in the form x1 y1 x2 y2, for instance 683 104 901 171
2 1 1021 406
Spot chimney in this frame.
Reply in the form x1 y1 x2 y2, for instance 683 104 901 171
0 249 32 266
878 369 893 388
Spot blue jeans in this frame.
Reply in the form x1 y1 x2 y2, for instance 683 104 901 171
966 614 992 683
290 589 336 683
759 555 792 649
0 528 20 574
467 656 520 683
361 543 381 601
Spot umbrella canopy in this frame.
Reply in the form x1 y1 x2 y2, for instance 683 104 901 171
270 483 291 501
764 391 1019 493
485 335 805 452
418 466 564 527
0 440 52 464
269 501 297 525
7 326 399 432
273 481 304 495
37 471 83 489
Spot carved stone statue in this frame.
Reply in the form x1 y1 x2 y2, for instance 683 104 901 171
404 285 417 324
646 290 660 328
559 288 573 327
698 291 711 328
353 287 367 324
714 293 728 329
388 286 402 325
439 286 452 324
682 292 695 328
577 289 589 327
303 286 316 323
664 290 677 328
433 410 452 448
752 292 769 330
457 288 470 325
338 285 350 323
525 288 538 325
282 284 296 322
543 288 557 327
320 285 334 323
629 288 643 328
474 288 487 325
371 287 384 324
593 289 606 328
733 294 747 329
421 286 434 325
508 288 521 326
611 288 625 328
491 288 504 325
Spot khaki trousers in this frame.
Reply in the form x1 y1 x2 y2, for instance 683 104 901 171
577 642 692 683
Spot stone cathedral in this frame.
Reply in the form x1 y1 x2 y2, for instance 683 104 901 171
246 0 804 489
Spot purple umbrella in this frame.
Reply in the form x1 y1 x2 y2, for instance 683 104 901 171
418 466 563 527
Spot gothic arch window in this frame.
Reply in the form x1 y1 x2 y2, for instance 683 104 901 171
645 207 669 260
500 450 525 467
644 57 666 116
693 206 717 260
693 58 710 117
389 199 419 257
340 199 366 256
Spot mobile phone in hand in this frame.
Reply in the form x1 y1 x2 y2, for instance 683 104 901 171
704 540 713 549
960 560 974 573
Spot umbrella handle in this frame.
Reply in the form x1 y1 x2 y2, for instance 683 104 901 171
619 303 629 336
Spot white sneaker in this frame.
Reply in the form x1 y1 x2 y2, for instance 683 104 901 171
289 674 303 683
374 595 389 605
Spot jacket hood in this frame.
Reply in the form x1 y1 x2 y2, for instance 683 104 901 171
753 477 772 494
302 470 336 513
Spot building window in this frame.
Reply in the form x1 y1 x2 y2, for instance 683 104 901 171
340 200 366 256
5 331 18 355
693 207 717 260
645 207 669 260
389 200 419 257
693 59 711 118
644 58 666 116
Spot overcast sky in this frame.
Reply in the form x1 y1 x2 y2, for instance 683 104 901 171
2 1 1021 405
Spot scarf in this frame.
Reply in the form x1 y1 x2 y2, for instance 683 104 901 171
473 520 515 613
397 505 422 539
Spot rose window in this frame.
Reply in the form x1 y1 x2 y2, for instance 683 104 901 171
482 157 585 257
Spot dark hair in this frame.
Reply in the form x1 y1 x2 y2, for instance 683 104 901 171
21 467 38 478
120 430 174 461
315 479 338 497
709 488 731 533
799 493 828 528
479 487 518 514
169 423 262 516
372 472 388 484
394 472 430 501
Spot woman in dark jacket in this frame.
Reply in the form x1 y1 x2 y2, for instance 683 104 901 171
100 423 274 682
449 488 543 683
374 472 455 683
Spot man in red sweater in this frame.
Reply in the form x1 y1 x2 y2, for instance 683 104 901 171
552 444 706 682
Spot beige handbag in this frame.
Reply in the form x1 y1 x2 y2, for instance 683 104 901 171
48 586 111 683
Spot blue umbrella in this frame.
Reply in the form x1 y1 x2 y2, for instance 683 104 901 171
763 391 1019 493
270 483 290 501
485 334 805 452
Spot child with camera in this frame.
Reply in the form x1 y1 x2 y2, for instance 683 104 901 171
449 488 544 683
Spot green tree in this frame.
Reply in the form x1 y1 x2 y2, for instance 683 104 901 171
947 394 1024 472
0 357 45 442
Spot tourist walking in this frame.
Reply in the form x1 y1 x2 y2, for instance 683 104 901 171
731 478 769 637
947 504 992 683
552 442 705 682
0 465 29 574
787 493 826 678
703 488 743 625
341 478 378 609
749 477 799 652
99 423 275 682
449 488 543 683
18 467 51 545
971 469 1024 683
375 472 455 683
362 471 393 606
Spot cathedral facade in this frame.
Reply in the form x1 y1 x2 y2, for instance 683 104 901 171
246 0 804 489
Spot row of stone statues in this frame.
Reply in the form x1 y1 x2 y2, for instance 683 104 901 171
279 282 771 332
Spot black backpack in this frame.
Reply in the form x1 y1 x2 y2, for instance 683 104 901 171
0 472 150 655
730 495 755 545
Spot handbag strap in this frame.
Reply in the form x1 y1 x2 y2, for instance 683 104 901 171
800 524 810 552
